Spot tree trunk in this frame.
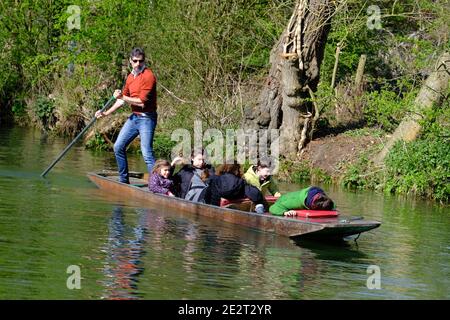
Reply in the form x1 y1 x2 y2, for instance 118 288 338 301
373 51 450 165
244 0 334 158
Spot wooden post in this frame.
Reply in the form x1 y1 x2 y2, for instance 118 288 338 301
331 45 341 89
355 54 367 88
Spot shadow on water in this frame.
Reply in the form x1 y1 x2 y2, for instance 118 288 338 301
293 238 369 262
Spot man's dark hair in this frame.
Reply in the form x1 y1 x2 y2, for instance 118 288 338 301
311 194 334 210
256 158 271 169
130 47 146 60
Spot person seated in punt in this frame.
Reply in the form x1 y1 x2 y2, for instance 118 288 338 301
243 159 281 197
171 149 215 203
269 186 335 217
148 159 176 197
205 162 266 214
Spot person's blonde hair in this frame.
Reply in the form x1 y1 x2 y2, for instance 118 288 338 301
152 159 171 174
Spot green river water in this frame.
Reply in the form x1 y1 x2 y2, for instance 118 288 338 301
0 126 448 299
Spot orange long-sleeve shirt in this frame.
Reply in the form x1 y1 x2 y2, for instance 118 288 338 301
122 68 157 113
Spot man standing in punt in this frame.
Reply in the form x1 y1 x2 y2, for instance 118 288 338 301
96 47 157 184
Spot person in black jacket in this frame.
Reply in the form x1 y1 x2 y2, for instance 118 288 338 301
204 162 265 213
172 150 215 201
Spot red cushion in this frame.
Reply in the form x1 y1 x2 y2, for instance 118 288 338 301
293 210 339 218
264 195 279 202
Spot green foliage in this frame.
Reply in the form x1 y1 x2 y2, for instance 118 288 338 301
363 88 417 132
341 102 450 202
310 168 333 185
342 127 385 138
420 97 450 140
320 0 449 86
85 132 109 151
383 96 450 202
311 84 335 117
0 0 293 132
86 131 178 159
341 155 382 191
278 160 311 183
32 96 56 128
289 163 311 183
11 102 26 117
153 132 179 160
277 159 332 185
384 138 450 203
11 92 28 121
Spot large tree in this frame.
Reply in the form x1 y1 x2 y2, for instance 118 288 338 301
244 0 335 158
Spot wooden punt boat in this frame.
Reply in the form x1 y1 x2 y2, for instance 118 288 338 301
87 171 381 242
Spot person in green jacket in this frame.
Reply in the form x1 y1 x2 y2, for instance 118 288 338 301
244 160 281 197
269 186 335 217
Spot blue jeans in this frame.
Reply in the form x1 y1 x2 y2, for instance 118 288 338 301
114 112 157 183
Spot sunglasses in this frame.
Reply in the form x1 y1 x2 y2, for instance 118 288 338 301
131 59 144 63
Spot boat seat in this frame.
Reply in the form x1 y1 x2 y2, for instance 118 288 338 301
220 198 250 207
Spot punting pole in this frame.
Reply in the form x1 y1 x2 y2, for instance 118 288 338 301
40 96 115 178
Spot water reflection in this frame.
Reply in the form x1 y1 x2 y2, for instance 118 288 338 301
101 206 148 300
96 202 335 299
181 223 198 277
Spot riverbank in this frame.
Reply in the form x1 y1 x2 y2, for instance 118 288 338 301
277 125 449 204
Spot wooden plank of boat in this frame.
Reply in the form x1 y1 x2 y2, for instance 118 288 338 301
87 171 381 241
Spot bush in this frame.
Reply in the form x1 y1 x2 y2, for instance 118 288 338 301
364 88 417 132
153 132 179 160
11 98 27 119
341 155 383 191
384 138 450 203
85 132 110 151
278 159 311 183
32 96 56 129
